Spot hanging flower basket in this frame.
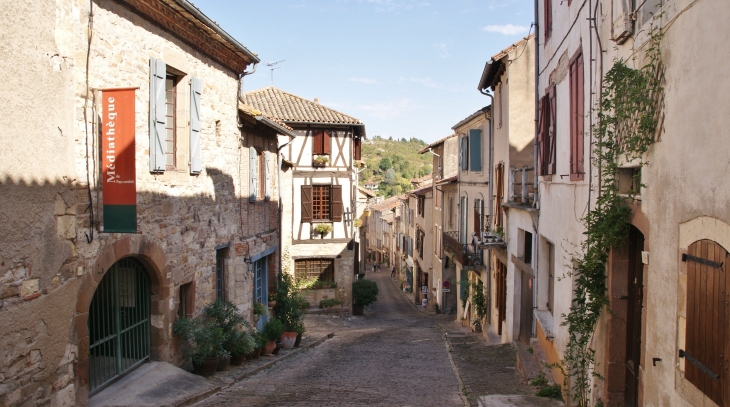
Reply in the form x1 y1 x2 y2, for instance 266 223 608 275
313 155 329 167
314 223 332 237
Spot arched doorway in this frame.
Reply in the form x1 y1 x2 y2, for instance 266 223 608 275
88 258 151 394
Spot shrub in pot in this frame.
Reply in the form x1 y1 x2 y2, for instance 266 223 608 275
228 331 256 365
173 317 224 377
293 320 306 348
352 278 379 315
275 273 305 349
261 319 284 355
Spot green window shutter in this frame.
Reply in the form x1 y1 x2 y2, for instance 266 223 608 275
469 129 482 171
331 185 343 222
149 58 166 172
264 151 271 201
249 147 257 202
189 77 202 174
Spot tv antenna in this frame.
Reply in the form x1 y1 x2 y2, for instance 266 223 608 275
266 60 285 86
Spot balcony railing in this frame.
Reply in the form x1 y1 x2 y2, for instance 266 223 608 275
443 231 483 267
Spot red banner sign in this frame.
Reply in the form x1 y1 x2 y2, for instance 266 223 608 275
102 88 137 233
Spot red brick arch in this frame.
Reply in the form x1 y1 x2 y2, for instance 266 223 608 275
72 235 171 405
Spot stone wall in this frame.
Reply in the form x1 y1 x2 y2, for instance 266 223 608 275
0 1 277 406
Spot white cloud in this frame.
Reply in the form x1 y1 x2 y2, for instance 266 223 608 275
359 99 419 119
349 77 379 84
482 24 530 36
435 43 451 59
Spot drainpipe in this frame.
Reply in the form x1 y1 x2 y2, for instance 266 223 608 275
479 90 494 326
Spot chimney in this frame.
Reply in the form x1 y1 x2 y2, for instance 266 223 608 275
314 98 319 104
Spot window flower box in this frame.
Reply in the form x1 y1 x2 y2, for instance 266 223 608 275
312 155 329 167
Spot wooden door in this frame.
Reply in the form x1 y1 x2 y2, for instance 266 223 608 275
625 227 645 406
684 239 730 406
519 269 534 345
496 260 507 335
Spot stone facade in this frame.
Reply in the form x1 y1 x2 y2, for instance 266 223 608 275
0 1 283 406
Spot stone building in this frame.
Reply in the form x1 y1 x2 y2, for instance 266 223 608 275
243 87 366 310
476 36 536 345
418 134 459 313
0 0 294 405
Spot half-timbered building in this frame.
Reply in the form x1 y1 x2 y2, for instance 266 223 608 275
243 88 366 310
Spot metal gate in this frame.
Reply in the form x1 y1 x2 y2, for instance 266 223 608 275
88 258 150 394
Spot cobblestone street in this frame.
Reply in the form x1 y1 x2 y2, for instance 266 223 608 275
193 266 537 407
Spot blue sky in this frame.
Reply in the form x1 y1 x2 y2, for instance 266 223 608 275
196 0 534 143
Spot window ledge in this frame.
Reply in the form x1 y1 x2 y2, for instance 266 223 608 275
534 309 555 341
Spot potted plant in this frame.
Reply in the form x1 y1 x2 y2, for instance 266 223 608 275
352 278 379 315
203 300 248 371
354 218 363 228
228 330 256 366
313 155 329 167
314 223 332 237
261 318 284 355
254 301 267 321
495 226 505 240
293 320 306 347
268 292 277 308
468 281 488 333
173 317 224 377
274 273 304 349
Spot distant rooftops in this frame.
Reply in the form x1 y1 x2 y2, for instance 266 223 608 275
418 134 457 154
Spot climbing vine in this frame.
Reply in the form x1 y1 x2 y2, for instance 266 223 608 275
560 23 664 406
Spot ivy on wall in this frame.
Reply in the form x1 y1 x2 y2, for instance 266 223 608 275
559 23 664 406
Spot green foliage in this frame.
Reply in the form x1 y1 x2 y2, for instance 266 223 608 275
384 168 396 184
378 157 392 171
529 373 547 387
274 273 306 332
352 278 379 306
173 314 226 363
228 330 257 357
262 318 285 341
461 281 487 326
536 385 563 399
560 24 663 406
253 301 267 316
361 137 431 198
319 298 343 308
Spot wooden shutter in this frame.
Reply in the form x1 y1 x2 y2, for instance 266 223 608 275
548 85 557 175
323 131 331 155
301 185 313 222
459 137 467 171
189 77 202 175
331 185 343 222
149 58 166 172
537 97 546 175
473 203 480 234
354 137 361 160
544 0 552 40
569 51 584 181
575 52 585 179
264 151 271 201
249 147 257 202
469 129 482 172
312 130 323 155
684 240 729 406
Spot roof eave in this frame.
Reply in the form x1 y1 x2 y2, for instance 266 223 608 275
255 116 296 138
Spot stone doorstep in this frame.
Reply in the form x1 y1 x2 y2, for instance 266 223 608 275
514 340 542 383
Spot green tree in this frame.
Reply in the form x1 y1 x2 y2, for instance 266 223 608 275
384 169 396 184
378 157 392 171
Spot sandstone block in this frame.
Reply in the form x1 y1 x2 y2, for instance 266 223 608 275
20 279 39 297
56 216 76 239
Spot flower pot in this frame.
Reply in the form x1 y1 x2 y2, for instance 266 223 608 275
261 340 276 355
280 332 297 349
217 355 230 371
352 304 364 316
294 333 302 348
472 325 483 333
268 301 277 308
192 356 219 377
272 341 282 355
230 354 246 366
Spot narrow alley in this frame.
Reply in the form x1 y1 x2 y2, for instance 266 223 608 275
192 265 550 407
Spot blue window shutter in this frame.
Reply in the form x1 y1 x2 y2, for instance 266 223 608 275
469 129 482 171
189 77 202 174
149 58 166 172
249 147 257 202
459 137 464 170
264 151 271 201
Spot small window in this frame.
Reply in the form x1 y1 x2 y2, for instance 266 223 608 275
313 185 331 221
178 282 194 319
165 75 178 169
618 167 641 195
295 258 335 282
524 231 533 264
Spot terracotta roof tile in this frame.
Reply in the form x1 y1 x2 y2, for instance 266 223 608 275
368 195 405 212
238 102 294 131
242 87 362 125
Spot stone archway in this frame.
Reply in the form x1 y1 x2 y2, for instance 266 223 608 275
72 236 170 404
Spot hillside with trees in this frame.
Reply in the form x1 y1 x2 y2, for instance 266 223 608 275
359 136 432 198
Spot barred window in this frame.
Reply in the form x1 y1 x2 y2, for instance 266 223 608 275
312 185 331 221
295 259 335 282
